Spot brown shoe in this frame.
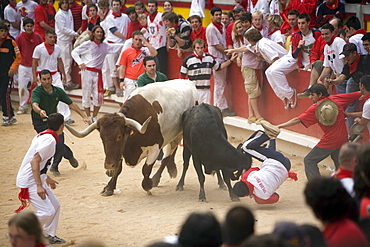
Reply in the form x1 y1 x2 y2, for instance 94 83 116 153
297 89 310 99
261 120 281 138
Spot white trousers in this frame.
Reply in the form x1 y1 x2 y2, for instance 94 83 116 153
81 70 101 108
58 40 73 84
197 88 211 105
265 55 296 101
18 65 32 109
28 182 60 237
123 78 138 102
213 67 228 110
52 73 71 121
102 53 119 91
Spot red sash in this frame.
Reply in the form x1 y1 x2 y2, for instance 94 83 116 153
87 67 104 105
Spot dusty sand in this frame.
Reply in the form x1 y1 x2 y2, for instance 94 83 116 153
0 106 329 247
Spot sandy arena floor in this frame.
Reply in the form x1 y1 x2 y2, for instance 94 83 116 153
0 106 329 246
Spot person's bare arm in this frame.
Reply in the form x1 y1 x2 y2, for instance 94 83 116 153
32 58 39 85
39 20 54 31
69 102 91 124
113 30 126 40
57 57 67 85
277 117 301 128
355 116 370 126
213 44 226 53
141 35 158 57
30 153 47 200
31 102 48 118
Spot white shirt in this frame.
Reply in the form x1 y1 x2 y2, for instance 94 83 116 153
249 0 269 14
268 29 284 46
55 9 77 42
247 159 288 200
323 37 346 77
17 0 38 32
349 33 368 55
362 97 370 133
301 31 316 67
269 0 279 15
4 5 20 38
16 134 56 188
147 12 167 49
72 41 122 70
105 12 130 43
189 0 205 18
33 43 62 72
255 37 287 64
242 29 261 70
206 22 227 62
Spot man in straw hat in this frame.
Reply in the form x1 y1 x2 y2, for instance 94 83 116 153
277 83 361 180
233 122 298 204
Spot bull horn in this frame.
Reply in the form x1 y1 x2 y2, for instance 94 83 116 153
65 122 98 138
117 113 152 134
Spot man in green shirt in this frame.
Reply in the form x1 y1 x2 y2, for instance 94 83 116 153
137 56 168 87
31 69 91 176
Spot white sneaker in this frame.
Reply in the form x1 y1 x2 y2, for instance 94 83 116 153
92 117 98 123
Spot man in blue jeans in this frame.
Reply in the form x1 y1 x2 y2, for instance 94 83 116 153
277 84 361 180
31 69 91 175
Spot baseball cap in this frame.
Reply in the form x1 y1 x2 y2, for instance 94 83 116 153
340 43 357 55
232 5 244 12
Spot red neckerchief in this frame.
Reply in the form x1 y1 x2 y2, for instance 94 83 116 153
268 29 278 37
326 34 337 46
212 20 223 34
353 29 367 35
251 0 258 8
35 244 47 247
93 40 101 47
8 2 17 10
86 67 103 105
253 24 263 31
24 32 34 43
333 167 353 179
192 52 204 62
326 0 339 9
349 53 361 74
89 15 100 25
14 188 30 213
149 11 157 22
131 44 142 51
44 41 54 55
359 93 370 101
112 11 121 18
39 129 60 143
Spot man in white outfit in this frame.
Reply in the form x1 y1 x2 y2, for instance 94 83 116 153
72 25 122 122
102 0 129 97
15 113 66 245
206 6 236 117
55 0 79 89
32 29 74 124
4 0 20 38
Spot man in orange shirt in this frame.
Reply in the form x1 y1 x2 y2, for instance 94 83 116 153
118 30 157 101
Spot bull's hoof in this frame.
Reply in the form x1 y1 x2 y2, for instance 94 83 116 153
152 174 161 187
198 198 208 202
100 189 114 196
218 184 227 190
146 191 152 196
142 178 153 191
168 167 177 179
175 184 184 191
231 196 240 202
105 169 114 177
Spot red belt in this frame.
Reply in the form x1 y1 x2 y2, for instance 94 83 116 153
86 67 104 105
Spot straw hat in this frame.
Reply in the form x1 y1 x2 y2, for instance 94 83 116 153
315 99 338 126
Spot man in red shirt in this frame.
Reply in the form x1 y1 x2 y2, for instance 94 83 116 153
126 7 141 39
278 84 361 180
34 0 56 40
118 31 157 101
68 0 83 32
15 18 43 114
189 15 207 52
